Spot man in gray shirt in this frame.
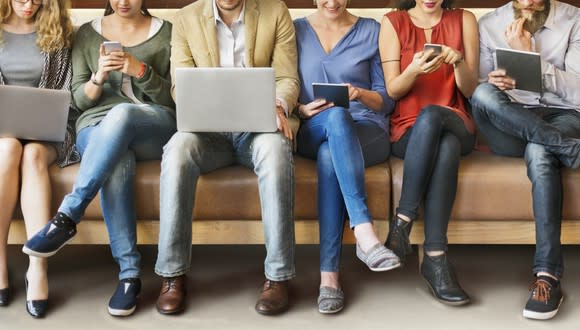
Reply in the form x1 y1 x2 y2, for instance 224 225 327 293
471 0 580 320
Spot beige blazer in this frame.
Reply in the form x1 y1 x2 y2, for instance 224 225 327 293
171 0 300 124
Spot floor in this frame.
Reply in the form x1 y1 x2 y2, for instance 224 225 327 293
1 244 579 330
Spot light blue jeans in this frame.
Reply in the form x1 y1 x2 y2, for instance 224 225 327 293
59 103 176 280
155 131 295 281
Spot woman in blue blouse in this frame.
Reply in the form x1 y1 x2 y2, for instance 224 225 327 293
295 0 398 314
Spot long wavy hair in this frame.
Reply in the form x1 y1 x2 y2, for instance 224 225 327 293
0 0 74 52
104 0 151 16
397 0 454 10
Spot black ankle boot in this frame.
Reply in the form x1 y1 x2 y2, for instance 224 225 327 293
385 215 413 263
421 254 470 306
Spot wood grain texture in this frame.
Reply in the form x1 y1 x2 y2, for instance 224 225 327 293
8 219 580 245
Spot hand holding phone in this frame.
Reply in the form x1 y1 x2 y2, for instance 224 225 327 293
423 43 443 61
102 41 123 55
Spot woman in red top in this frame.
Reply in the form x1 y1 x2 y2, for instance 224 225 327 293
379 0 479 305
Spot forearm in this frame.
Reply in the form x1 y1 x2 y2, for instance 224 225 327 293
387 67 419 101
357 89 383 112
83 77 104 101
454 60 479 97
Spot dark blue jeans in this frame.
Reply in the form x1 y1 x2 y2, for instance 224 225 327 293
392 105 474 252
471 83 580 278
297 107 390 272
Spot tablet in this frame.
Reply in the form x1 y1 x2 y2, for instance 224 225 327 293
495 48 542 93
312 83 350 108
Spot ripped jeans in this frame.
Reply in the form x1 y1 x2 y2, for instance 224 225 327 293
58 103 176 280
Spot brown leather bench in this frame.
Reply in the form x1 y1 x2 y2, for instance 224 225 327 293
391 151 580 245
8 158 390 245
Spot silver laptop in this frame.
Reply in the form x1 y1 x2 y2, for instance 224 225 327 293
0 85 70 142
175 67 277 133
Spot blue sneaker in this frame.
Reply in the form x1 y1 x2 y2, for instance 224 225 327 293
22 212 77 258
108 278 141 316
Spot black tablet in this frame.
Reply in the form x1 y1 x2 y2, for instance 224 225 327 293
495 48 542 93
312 83 350 108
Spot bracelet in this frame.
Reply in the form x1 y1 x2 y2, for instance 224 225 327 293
90 73 104 86
381 59 400 63
136 62 147 79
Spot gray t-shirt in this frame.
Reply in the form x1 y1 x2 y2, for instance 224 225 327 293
0 30 43 87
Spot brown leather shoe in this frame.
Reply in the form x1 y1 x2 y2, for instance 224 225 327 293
255 280 289 315
156 275 186 315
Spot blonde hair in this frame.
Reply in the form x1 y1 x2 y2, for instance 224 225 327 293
0 0 74 52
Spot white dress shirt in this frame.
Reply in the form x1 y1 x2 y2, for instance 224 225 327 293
478 0 580 110
212 0 288 114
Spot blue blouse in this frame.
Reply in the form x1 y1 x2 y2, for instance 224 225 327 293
294 17 394 132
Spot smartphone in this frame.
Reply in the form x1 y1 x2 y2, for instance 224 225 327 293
103 41 123 55
423 43 443 61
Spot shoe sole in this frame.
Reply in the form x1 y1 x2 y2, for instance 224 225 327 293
108 305 136 317
318 305 344 314
523 296 564 320
255 304 289 316
368 261 402 272
422 278 470 306
156 305 185 315
22 236 76 258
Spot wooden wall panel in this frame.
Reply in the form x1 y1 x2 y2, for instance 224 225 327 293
71 0 580 9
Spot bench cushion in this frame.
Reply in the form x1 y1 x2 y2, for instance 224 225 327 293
48 156 391 221
390 151 580 221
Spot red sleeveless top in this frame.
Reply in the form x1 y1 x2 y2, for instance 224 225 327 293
386 9 475 142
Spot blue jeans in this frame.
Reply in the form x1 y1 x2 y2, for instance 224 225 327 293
155 131 295 281
471 83 580 278
391 105 474 252
59 103 176 280
297 108 390 272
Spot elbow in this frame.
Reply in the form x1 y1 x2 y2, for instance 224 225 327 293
461 81 479 98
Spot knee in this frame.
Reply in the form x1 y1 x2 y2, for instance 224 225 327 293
525 143 559 179
316 143 335 175
438 134 461 162
0 138 23 171
471 83 501 114
324 107 354 134
162 132 201 169
414 105 443 130
21 143 52 172
252 133 292 170
100 103 138 130
108 152 136 182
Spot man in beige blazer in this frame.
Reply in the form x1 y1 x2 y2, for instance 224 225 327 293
154 0 299 316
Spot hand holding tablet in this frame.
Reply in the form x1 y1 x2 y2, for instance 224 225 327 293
312 83 350 108
495 47 542 93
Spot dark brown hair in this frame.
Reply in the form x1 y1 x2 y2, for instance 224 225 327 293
104 0 151 16
397 0 454 10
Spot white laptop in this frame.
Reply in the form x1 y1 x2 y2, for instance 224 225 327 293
175 67 277 133
0 85 70 142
